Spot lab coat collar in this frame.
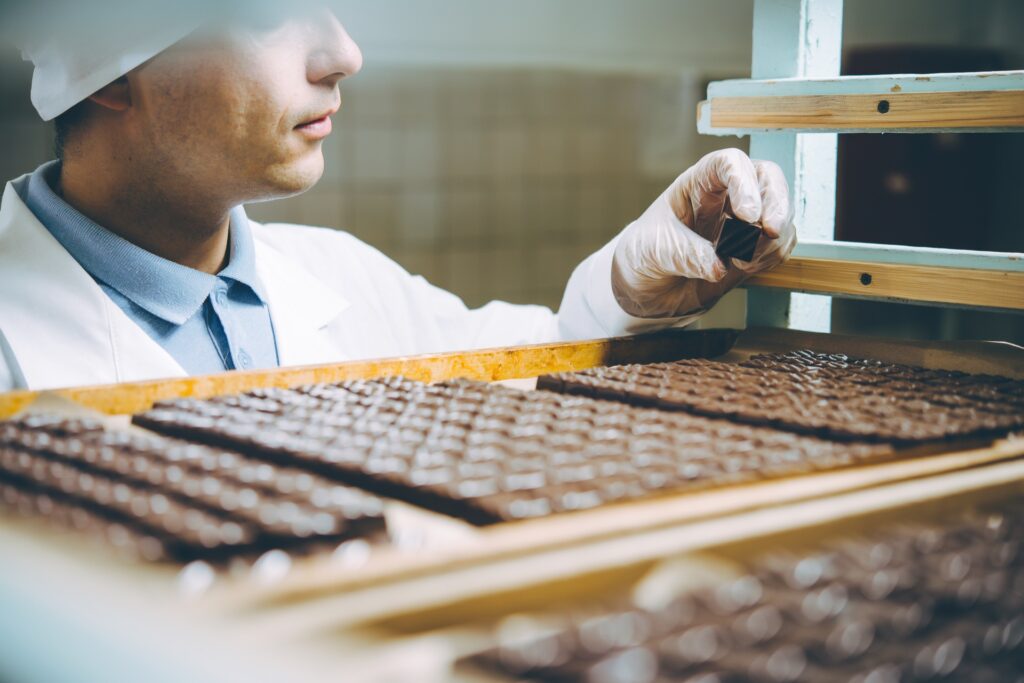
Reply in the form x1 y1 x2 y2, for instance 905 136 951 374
251 228 350 367
0 180 351 390
0 179 185 389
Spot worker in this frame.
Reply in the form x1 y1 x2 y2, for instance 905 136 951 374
0 3 795 392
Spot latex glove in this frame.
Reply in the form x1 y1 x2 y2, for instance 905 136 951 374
611 148 796 320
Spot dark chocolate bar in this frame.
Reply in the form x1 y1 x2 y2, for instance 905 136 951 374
716 217 762 262
537 350 1024 444
0 415 385 563
465 497 1024 681
133 378 889 526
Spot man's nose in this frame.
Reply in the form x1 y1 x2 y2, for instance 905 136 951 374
307 10 363 87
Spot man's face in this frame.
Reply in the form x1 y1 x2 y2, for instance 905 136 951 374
125 7 361 205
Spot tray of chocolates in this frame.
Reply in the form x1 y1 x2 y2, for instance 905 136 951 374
464 496 1024 682
537 349 1024 444
130 377 889 527
0 414 385 564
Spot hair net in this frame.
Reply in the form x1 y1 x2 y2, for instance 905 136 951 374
7 0 311 121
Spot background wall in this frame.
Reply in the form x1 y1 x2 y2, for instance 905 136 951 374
0 0 1021 337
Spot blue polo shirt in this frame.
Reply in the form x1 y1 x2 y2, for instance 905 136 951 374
12 161 279 375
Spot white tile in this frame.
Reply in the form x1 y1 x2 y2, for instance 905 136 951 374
571 184 619 245
401 127 440 180
344 81 398 125
483 182 529 247
484 126 528 179
534 245 584 296
441 128 483 180
569 125 613 176
350 188 399 247
525 71 568 123
396 81 441 125
296 190 346 230
444 188 486 243
477 246 529 303
245 196 302 226
526 125 568 177
438 71 485 123
482 71 530 122
397 188 442 247
352 127 402 183
524 182 571 242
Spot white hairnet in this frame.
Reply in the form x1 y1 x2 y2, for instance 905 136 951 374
12 1 216 121
11 0 331 122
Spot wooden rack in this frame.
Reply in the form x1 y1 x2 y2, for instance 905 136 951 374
2 327 1022 683
698 0 1024 331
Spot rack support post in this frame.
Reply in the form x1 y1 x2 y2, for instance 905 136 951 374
747 0 844 332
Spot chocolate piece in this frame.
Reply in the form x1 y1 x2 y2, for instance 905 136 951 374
537 350 1024 444
0 416 385 563
716 217 762 262
465 497 1024 681
133 377 888 526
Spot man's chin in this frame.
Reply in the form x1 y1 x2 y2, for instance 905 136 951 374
260 158 325 199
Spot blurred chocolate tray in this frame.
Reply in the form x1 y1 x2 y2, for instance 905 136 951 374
0 327 1022 682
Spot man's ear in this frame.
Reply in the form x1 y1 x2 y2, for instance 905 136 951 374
88 76 131 112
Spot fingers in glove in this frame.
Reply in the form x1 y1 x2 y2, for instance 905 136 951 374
707 148 763 225
667 149 762 238
731 218 797 273
753 160 790 238
659 211 728 282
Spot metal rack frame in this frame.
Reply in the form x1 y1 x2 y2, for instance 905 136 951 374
698 0 1024 332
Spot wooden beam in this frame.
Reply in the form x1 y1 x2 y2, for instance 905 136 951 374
222 437 1024 622
700 90 1024 133
0 329 738 419
793 240 1024 273
748 257 1024 310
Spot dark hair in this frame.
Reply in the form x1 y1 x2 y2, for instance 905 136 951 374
53 101 89 160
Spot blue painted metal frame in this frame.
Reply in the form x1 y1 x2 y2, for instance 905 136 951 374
793 241 1024 273
745 0 843 332
727 3 1021 320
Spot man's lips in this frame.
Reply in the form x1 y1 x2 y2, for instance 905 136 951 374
295 107 338 139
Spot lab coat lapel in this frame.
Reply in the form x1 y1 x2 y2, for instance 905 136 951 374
0 181 186 390
253 236 350 367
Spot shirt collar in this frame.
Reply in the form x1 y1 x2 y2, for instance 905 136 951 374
17 161 267 325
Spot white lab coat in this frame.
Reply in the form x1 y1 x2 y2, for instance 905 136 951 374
0 177 682 392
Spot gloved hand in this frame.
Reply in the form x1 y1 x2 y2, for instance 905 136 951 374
611 148 796 320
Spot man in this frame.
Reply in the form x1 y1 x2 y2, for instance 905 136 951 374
0 3 795 392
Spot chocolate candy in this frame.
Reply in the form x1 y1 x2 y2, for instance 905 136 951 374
537 350 1024 444
716 217 762 263
465 498 1024 682
0 416 385 563
133 377 889 526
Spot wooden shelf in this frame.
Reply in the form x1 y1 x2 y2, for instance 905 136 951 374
698 70 1024 134
747 256 1024 311
0 329 737 419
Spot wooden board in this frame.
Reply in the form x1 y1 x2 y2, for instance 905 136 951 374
701 89 1024 132
747 256 1024 311
0 329 738 419
215 434 1024 618
1 327 1023 681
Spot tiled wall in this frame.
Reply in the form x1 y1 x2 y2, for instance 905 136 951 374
246 66 745 310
